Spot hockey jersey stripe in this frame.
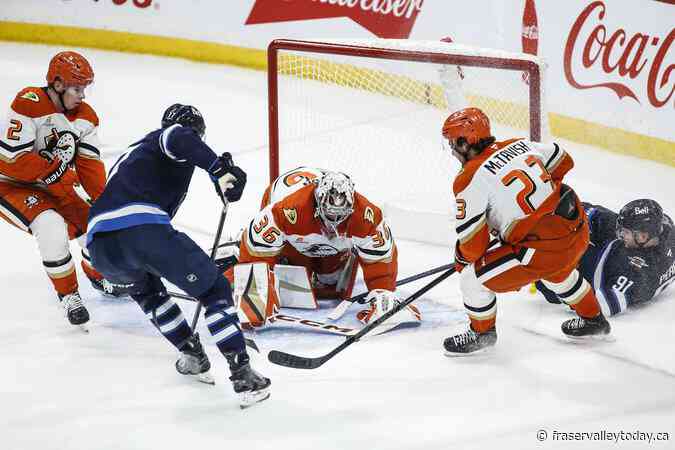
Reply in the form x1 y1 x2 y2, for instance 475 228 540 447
0 195 30 231
464 297 496 313
456 212 484 234
0 140 34 153
78 142 100 157
87 203 170 246
593 240 625 316
158 124 187 162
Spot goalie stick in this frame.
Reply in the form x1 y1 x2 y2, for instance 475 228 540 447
267 266 457 369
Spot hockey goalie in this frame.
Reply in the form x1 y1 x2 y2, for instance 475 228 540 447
219 167 421 329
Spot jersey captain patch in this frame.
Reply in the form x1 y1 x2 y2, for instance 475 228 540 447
364 206 375 224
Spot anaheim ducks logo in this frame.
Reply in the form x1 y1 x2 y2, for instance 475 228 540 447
364 206 375 224
283 207 298 224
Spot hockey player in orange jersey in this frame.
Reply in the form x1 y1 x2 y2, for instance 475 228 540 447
227 167 420 328
441 108 611 355
0 51 117 328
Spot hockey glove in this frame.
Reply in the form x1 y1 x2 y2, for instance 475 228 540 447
209 153 247 203
356 289 421 324
39 160 91 234
453 242 471 273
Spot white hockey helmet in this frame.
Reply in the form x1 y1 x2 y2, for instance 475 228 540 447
314 171 355 230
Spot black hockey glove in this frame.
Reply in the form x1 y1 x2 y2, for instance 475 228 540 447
209 153 247 203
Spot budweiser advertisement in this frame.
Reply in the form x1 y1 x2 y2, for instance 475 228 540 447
245 0 424 39
564 0 674 109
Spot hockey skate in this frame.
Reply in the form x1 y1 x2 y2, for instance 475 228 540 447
443 326 497 356
226 352 271 409
176 333 215 385
561 314 612 340
59 292 90 331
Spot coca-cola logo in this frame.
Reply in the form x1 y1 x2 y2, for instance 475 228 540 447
246 0 424 39
564 1 674 108
111 0 152 7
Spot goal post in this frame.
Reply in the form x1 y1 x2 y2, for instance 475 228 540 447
267 39 549 246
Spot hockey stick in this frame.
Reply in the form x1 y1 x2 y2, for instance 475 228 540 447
327 262 456 320
268 266 457 369
189 202 228 331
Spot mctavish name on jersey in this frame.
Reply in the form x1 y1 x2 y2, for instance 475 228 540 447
483 141 534 175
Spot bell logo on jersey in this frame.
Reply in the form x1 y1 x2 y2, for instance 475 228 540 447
20 91 40 103
283 208 298 225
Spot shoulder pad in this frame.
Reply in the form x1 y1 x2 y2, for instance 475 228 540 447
11 87 54 118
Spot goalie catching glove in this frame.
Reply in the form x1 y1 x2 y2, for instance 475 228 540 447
356 289 421 325
208 152 247 204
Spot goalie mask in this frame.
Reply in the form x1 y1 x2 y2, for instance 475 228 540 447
314 171 355 233
616 199 664 248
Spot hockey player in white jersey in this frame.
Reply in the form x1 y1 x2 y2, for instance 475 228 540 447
441 107 610 355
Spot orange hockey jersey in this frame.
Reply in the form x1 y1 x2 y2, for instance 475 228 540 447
453 138 574 264
240 170 397 292
0 87 106 200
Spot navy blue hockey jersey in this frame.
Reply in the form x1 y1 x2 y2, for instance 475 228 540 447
87 124 218 245
538 202 675 315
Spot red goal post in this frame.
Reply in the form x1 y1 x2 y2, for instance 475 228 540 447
266 39 549 245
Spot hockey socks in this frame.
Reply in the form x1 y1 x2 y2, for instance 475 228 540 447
205 305 245 355
136 294 193 350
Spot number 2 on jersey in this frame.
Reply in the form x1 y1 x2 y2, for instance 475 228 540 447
501 155 552 214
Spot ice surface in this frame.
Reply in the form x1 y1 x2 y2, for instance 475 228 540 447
0 43 673 450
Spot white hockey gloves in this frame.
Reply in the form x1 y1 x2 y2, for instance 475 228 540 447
356 289 422 325
208 152 247 204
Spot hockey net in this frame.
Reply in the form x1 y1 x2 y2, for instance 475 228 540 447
268 39 549 245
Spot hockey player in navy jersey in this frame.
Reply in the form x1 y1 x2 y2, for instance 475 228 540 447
87 104 270 408
537 199 674 316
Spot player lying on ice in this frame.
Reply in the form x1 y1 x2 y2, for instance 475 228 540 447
87 104 270 408
0 51 123 330
216 166 421 329
441 107 612 356
536 199 674 316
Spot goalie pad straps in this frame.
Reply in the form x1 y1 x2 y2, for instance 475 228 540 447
274 265 318 309
233 263 280 328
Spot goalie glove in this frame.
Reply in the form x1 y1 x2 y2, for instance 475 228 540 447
208 152 247 204
356 289 421 325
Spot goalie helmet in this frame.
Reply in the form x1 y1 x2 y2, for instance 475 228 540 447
47 51 94 86
314 171 355 231
161 104 206 139
616 199 664 247
442 107 491 145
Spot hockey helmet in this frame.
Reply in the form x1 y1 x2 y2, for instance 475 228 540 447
442 107 491 145
616 199 664 245
161 104 206 138
314 171 355 230
46 51 94 86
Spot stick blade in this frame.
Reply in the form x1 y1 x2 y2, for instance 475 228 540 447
267 350 325 369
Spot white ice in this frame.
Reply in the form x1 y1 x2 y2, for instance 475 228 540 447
1 43 674 450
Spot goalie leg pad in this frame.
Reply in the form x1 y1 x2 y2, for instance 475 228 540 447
274 265 317 309
233 263 280 328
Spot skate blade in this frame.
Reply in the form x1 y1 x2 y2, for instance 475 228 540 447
443 346 495 358
238 387 271 409
196 371 215 385
564 333 615 343
77 323 90 333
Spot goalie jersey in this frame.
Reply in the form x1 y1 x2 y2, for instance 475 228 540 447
538 203 675 315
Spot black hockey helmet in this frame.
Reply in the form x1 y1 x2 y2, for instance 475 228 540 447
616 199 664 240
161 103 205 138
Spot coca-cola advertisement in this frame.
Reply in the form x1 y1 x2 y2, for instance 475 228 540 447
563 1 673 109
245 0 425 39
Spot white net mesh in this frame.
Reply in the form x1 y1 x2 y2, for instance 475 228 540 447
271 39 549 245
